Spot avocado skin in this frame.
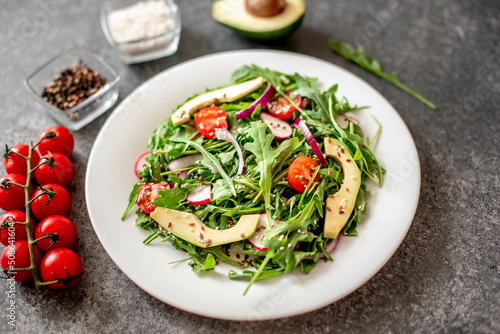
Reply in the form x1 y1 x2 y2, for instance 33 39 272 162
217 14 304 41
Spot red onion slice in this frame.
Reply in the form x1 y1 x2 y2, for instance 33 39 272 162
305 234 340 260
235 84 276 120
215 128 244 175
293 117 328 168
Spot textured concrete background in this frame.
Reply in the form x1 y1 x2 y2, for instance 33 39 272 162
0 0 499 333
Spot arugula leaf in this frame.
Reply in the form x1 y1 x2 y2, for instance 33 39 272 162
244 122 298 216
328 39 436 110
152 187 189 208
121 182 143 220
173 139 236 196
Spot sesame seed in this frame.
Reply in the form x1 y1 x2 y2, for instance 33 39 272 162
286 199 291 205
288 243 292 248
261 226 266 230
279 235 284 241
346 159 351 162
205 239 212 245
322 117 328 122
302 231 307 235
260 235 264 241
297 229 301 233
340 148 344 153
326 206 332 212
199 123 204 129
215 226 219 230
157 231 162 234
263 237 267 241
280 246 285 251
329 195 335 198
167 222 172 228
188 222 195 226
199 233 204 240
189 228 194 232
240 233 245 238
327 138 331 143
358 205 362 210
328 170 332 176
270 122 273 126
244 262 249 267
337 152 341 158
346 188 350 192
201 226 204 230
351 176 356 179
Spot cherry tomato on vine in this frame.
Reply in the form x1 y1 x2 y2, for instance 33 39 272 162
40 248 83 289
1 240 42 282
37 126 74 157
287 156 321 193
35 152 74 187
137 181 170 214
0 210 35 246
0 174 32 211
35 215 77 253
267 91 302 120
31 184 71 220
195 106 228 139
3 144 40 178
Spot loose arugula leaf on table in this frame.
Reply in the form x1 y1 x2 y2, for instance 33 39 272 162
328 39 436 110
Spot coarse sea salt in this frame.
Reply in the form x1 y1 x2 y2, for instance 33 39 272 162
108 0 175 55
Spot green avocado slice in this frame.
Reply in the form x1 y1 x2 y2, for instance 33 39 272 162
151 207 260 248
212 0 305 41
323 138 362 239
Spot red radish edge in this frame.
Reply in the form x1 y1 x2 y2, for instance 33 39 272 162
236 84 276 120
178 170 189 180
215 128 245 174
259 112 293 140
134 152 150 179
336 114 359 128
186 185 211 205
247 213 275 251
293 117 328 168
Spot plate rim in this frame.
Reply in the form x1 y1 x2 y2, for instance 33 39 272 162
85 49 421 321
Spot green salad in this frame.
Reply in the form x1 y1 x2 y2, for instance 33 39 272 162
122 65 383 294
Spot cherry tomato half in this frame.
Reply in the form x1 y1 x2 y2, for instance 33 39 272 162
35 152 74 187
0 210 35 246
0 174 32 211
37 126 74 157
1 240 42 282
35 215 77 253
137 181 170 214
31 184 72 220
40 248 83 289
287 156 321 193
195 106 228 139
267 91 302 120
3 144 40 178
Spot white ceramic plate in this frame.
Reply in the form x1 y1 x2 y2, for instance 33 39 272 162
86 50 420 321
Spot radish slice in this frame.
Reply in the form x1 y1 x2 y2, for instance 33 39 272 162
215 128 244 174
247 213 275 251
336 114 359 128
167 154 203 171
305 234 340 260
236 84 276 120
134 152 150 179
259 112 293 140
293 117 328 168
186 184 211 205
178 170 189 180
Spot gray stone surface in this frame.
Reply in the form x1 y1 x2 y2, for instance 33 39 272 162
0 0 499 333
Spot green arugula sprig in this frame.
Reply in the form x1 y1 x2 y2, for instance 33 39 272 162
328 40 436 110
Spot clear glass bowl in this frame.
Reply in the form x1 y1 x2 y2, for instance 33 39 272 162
101 0 181 64
25 47 120 131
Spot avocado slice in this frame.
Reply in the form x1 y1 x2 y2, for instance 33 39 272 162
150 207 260 248
323 138 362 239
212 0 305 41
171 76 263 126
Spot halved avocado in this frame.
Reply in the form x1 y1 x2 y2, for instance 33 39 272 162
151 207 260 248
212 0 306 41
323 138 362 239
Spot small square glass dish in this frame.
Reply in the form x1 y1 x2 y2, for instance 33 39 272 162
25 47 120 131
101 0 182 64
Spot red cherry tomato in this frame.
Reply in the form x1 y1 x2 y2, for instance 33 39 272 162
31 184 71 220
0 174 32 211
3 144 40 178
137 181 170 214
0 211 35 246
35 152 74 187
35 215 77 253
1 240 42 282
37 126 74 157
195 106 228 139
40 248 83 289
287 156 321 193
267 91 302 120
